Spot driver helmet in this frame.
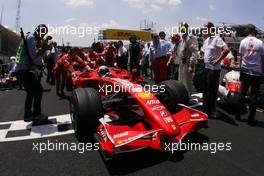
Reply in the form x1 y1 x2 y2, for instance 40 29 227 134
72 61 80 70
98 66 110 76
223 58 231 67
10 56 17 63
171 33 181 42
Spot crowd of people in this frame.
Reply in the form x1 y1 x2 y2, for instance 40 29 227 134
6 22 264 126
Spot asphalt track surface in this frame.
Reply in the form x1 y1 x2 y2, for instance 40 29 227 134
0 79 264 176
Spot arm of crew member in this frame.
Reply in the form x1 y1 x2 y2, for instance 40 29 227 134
211 45 230 65
128 50 131 66
36 47 47 58
149 50 154 67
167 53 175 67
36 40 49 58
188 37 199 72
261 55 264 74
238 43 244 69
238 54 243 69
138 51 142 64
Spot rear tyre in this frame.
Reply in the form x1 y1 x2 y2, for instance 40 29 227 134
70 87 103 142
158 80 189 113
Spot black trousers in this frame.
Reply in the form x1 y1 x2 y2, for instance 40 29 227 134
170 64 179 80
130 60 139 73
19 71 43 118
117 56 128 70
203 69 221 116
46 60 55 84
236 72 261 121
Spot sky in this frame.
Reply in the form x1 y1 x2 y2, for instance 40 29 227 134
0 0 264 46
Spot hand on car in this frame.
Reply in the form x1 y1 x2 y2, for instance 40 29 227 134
84 66 93 72
71 72 77 78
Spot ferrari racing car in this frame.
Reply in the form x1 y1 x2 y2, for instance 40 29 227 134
69 66 208 160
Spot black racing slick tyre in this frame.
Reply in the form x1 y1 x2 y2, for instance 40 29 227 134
158 80 189 113
70 87 103 142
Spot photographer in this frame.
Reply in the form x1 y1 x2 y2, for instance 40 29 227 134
15 24 49 125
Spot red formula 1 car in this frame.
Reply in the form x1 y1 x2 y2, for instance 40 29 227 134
69 66 208 160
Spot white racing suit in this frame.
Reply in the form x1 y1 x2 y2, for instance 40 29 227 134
178 34 199 94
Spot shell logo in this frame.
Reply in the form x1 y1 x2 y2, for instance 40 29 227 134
136 92 153 99
171 125 177 130
117 140 123 144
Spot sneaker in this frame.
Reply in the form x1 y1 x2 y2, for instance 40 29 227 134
33 113 48 120
24 113 33 122
24 116 34 122
32 119 53 126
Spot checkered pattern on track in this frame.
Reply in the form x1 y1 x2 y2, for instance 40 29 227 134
0 114 74 142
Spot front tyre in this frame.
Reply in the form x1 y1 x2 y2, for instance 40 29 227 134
70 87 103 142
158 80 189 113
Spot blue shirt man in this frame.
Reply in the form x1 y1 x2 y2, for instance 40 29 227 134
149 33 172 83
149 39 172 65
16 33 43 72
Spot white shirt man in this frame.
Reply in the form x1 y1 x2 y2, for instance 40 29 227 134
235 24 264 125
118 46 128 57
202 36 227 70
239 36 264 75
140 43 150 66
201 22 230 118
